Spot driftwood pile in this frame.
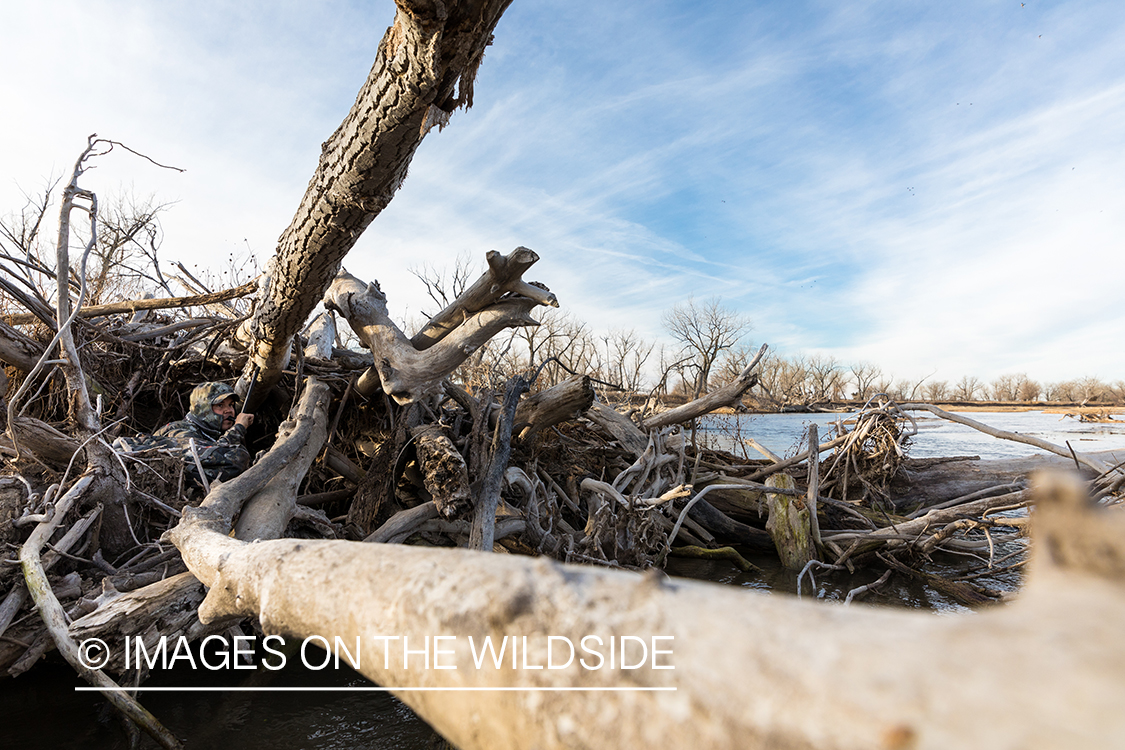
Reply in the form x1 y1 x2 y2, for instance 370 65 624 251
4 230 1125 749
5 244 1121 692
2 2 1123 741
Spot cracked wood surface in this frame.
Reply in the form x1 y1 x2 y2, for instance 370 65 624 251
241 0 515 402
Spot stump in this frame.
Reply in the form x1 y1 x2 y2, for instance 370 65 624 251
765 473 818 570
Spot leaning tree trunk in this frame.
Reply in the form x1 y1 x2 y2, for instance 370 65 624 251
239 0 515 402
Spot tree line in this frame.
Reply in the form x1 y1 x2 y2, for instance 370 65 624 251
404 270 1124 408
4 191 1120 410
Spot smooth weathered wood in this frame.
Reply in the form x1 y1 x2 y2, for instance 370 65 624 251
167 469 1125 750
411 247 558 350
233 378 331 541
324 444 366 485
513 374 594 441
326 270 539 403
363 502 440 544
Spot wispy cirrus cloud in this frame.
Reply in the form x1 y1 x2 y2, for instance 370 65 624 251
2 0 1123 385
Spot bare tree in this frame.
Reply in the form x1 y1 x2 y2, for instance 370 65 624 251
662 297 752 398
775 356 810 405
922 380 949 402
603 328 654 395
849 362 882 400
990 374 1020 402
1075 376 1108 404
410 251 474 315
805 354 843 403
954 375 982 401
1015 376 1042 403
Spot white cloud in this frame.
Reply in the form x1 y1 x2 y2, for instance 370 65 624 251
2 0 1124 388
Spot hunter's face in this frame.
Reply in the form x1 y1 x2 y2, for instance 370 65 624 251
212 397 237 430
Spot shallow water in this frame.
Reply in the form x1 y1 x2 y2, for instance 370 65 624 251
698 410 1125 462
1 655 438 750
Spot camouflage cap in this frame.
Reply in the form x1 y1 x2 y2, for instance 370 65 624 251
189 382 239 430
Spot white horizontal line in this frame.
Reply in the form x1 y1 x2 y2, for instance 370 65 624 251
75 686 677 693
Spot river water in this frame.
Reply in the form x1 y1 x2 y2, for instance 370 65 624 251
6 411 1124 748
696 409 1125 462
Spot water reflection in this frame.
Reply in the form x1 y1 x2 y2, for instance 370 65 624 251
0 656 439 750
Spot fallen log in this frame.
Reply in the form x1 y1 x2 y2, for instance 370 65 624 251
512 374 594 441
163 469 1125 750
642 343 767 430
2 281 257 327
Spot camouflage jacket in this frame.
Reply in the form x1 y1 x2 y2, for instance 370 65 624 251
148 414 251 486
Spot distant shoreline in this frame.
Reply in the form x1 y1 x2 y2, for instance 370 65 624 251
703 402 1125 416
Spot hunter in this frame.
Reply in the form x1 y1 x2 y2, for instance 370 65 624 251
151 381 255 487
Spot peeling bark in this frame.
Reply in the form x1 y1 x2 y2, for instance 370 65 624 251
411 424 471 518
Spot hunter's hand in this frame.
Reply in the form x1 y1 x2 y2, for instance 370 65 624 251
235 413 254 429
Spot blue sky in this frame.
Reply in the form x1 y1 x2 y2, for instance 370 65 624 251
2 0 1123 385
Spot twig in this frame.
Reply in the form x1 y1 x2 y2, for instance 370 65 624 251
187 438 211 495
843 570 892 605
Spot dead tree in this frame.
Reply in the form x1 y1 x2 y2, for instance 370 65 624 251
237 0 516 402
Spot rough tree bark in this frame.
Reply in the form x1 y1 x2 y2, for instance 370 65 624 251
238 0 516 402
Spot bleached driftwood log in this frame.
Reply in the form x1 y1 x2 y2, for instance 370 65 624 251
166 469 1125 750
902 403 1113 474
325 269 541 403
2 281 257 327
642 343 768 430
512 374 594 441
411 247 558 350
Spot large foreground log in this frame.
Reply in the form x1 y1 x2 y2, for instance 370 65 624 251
165 469 1125 750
